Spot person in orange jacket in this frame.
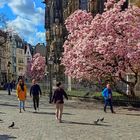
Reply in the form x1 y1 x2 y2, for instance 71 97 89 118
16 78 27 113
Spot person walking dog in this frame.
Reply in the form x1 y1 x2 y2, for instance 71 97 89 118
102 83 115 113
52 82 68 123
30 79 42 112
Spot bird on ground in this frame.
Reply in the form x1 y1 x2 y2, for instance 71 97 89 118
8 122 15 128
100 117 104 122
94 119 99 125
0 119 3 121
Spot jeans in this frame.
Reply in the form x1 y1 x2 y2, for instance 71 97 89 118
19 101 25 109
104 99 114 113
33 96 39 110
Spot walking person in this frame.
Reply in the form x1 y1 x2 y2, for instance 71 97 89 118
30 79 42 112
16 79 27 113
52 82 68 123
7 81 11 95
10 81 13 92
102 83 115 113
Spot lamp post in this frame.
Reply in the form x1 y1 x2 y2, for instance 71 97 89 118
7 61 11 95
48 55 53 103
7 61 11 81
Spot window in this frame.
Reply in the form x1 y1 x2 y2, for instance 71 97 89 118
18 67 23 72
18 58 24 64
14 67 16 73
79 0 88 10
19 49 23 54
14 57 16 63
27 58 30 61
0 50 2 56
0 59 1 70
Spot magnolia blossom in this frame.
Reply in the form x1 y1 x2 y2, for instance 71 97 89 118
62 0 140 96
27 53 46 81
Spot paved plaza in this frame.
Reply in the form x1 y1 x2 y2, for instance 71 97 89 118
0 90 140 140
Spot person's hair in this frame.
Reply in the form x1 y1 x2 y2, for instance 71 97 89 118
56 82 61 87
19 78 24 91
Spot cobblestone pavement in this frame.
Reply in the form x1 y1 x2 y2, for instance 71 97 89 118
0 90 140 140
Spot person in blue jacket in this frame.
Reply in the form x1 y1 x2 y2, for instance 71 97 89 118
102 83 115 113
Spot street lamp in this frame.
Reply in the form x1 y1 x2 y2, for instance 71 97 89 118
7 61 11 82
7 61 11 95
48 55 53 103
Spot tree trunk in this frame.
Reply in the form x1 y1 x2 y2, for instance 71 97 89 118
129 85 136 97
118 73 137 97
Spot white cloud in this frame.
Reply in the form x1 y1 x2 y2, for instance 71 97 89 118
2 0 45 45
8 0 35 16
27 32 45 45
8 16 36 34
8 0 44 25
36 32 45 42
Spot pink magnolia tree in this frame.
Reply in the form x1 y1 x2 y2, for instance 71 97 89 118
62 0 140 96
27 53 46 81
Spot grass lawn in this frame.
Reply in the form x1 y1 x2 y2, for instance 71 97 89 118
67 90 127 100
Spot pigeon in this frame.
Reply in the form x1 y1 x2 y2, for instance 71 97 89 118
8 122 15 128
0 119 3 121
100 117 104 122
94 119 99 125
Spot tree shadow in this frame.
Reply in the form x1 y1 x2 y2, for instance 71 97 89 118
0 103 32 109
62 120 111 127
0 134 17 140
125 113 140 116
0 103 18 108
117 112 140 116
0 112 6 114
29 111 74 115
122 107 140 111
0 119 4 123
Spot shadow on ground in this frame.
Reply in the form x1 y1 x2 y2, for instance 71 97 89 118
0 103 32 109
62 120 111 127
122 107 140 111
125 113 140 116
116 112 140 116
0 112 6 114
0 135 17 140
28 111 74 115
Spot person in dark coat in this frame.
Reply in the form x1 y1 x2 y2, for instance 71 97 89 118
52 82 68 123
30 79 42 112
10 82 13 92
7 82 11 95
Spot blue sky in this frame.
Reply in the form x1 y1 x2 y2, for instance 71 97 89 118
0 0 45 45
